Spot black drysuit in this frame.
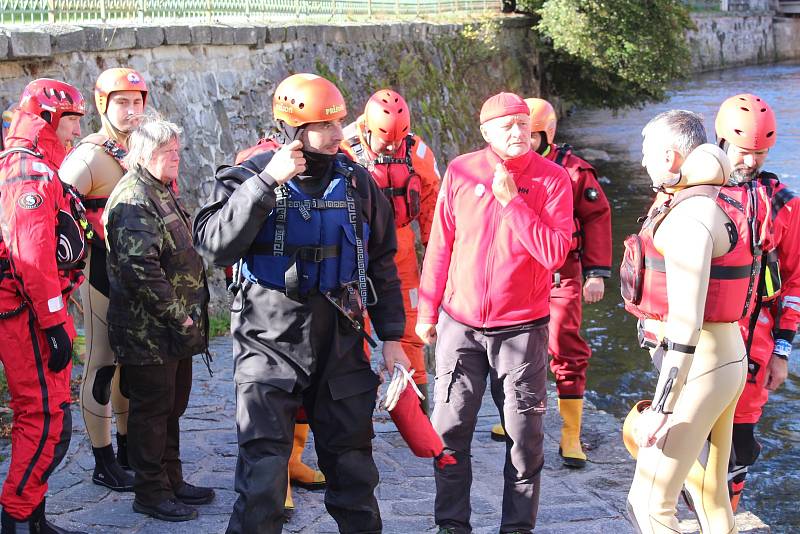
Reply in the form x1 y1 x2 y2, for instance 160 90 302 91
193 151 404 534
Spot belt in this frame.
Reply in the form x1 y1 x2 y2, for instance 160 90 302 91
83 198 108 210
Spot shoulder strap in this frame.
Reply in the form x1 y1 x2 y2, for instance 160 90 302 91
346 135 371 168
337 158 369 306
670 184 721 207
0 146 41 160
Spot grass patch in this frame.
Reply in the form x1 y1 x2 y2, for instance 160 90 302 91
209 313 231 338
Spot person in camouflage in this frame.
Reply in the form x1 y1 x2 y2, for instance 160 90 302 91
104 116 214 522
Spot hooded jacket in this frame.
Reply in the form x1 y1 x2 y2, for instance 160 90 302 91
0 110 84 332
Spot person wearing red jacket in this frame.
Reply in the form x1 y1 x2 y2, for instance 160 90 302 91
714 94 800 512
0 79 89 534
490 98 612 468
416 92 573 533
341 89 441 413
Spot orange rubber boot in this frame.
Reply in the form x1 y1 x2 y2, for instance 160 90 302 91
288 423 326 490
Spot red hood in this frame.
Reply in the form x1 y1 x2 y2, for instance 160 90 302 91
4 110 67 168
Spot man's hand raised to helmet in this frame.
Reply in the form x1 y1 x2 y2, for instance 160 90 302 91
263 140 306 185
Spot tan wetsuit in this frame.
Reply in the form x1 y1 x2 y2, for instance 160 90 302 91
628 192 747 534
60 126 129 448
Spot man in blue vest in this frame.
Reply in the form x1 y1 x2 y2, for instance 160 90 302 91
193 73 408 534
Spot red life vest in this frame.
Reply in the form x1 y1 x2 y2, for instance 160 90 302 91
345 134 422 228
235 137 281 165
621 185 759 323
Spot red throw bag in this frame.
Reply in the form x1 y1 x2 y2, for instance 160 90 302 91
389 387 456 469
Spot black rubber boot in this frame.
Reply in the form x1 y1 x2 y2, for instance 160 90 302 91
92 444 134 492
132 499 198 522
116 433 130 470
174 482 215 505
2 499 88 534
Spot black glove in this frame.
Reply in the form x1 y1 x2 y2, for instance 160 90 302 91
44 324 72 372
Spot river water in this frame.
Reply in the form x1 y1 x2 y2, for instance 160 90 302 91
559 61 800 533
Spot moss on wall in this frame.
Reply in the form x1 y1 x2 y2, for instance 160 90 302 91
307 19 539 165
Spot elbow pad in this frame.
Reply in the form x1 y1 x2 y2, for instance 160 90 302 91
651 339 695 414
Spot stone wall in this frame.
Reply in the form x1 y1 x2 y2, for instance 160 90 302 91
688 12 800 72
689 13 773 71
773 16 800 61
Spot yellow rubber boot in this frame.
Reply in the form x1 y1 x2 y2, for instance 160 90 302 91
490 423 506 442
558 398 587 468
289 423 327 490
284 474 294 521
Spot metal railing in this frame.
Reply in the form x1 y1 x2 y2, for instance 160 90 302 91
0 0 501 25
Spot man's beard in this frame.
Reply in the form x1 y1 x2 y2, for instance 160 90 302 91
728 165 760 185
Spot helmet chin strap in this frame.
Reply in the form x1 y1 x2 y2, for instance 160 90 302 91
277 121 305 145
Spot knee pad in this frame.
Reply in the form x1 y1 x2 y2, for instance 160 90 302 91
92 365 117 406
732 423 761 467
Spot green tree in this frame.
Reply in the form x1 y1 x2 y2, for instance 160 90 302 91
520 0 694 108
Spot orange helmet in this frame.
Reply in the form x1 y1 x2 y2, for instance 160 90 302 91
95 68 148 115
525 98 557 145
622 400 651 460
715 93 776 151
363 89 411 143
273 73 347 127
18 78 85 130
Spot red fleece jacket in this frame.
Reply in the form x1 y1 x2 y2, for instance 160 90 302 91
418 146 573 328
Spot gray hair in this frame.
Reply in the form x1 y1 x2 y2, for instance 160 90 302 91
642 110 707 158
124 113 182 169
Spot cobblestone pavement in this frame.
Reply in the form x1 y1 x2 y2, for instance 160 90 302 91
0 336 769 533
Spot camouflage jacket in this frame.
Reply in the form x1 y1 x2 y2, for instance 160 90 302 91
104 165 209 365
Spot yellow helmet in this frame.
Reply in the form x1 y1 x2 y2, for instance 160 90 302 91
622 400 651 459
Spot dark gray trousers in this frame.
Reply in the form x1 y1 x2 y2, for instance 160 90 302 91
125 357 192 506
432 312 548 534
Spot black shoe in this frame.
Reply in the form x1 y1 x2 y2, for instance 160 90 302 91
132 498 198 522
174 482 215 505
436 528 455 534
2 500 88 534
91 445 134 492
116 433 131 470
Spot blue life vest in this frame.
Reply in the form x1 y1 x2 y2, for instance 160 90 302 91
242 160 370 301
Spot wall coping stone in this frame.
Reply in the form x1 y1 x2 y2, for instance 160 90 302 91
135 26 165 49
189 25 212 45
82 25 136 52
0 16 530 59
163 25 192 45
49 26 87 55
9 29 51 58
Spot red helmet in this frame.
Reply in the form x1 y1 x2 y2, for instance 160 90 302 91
95 68 148 115
18 78 86 129
524 98 557 145
273 73 347 127
363 89 411 143
715 93 777 151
